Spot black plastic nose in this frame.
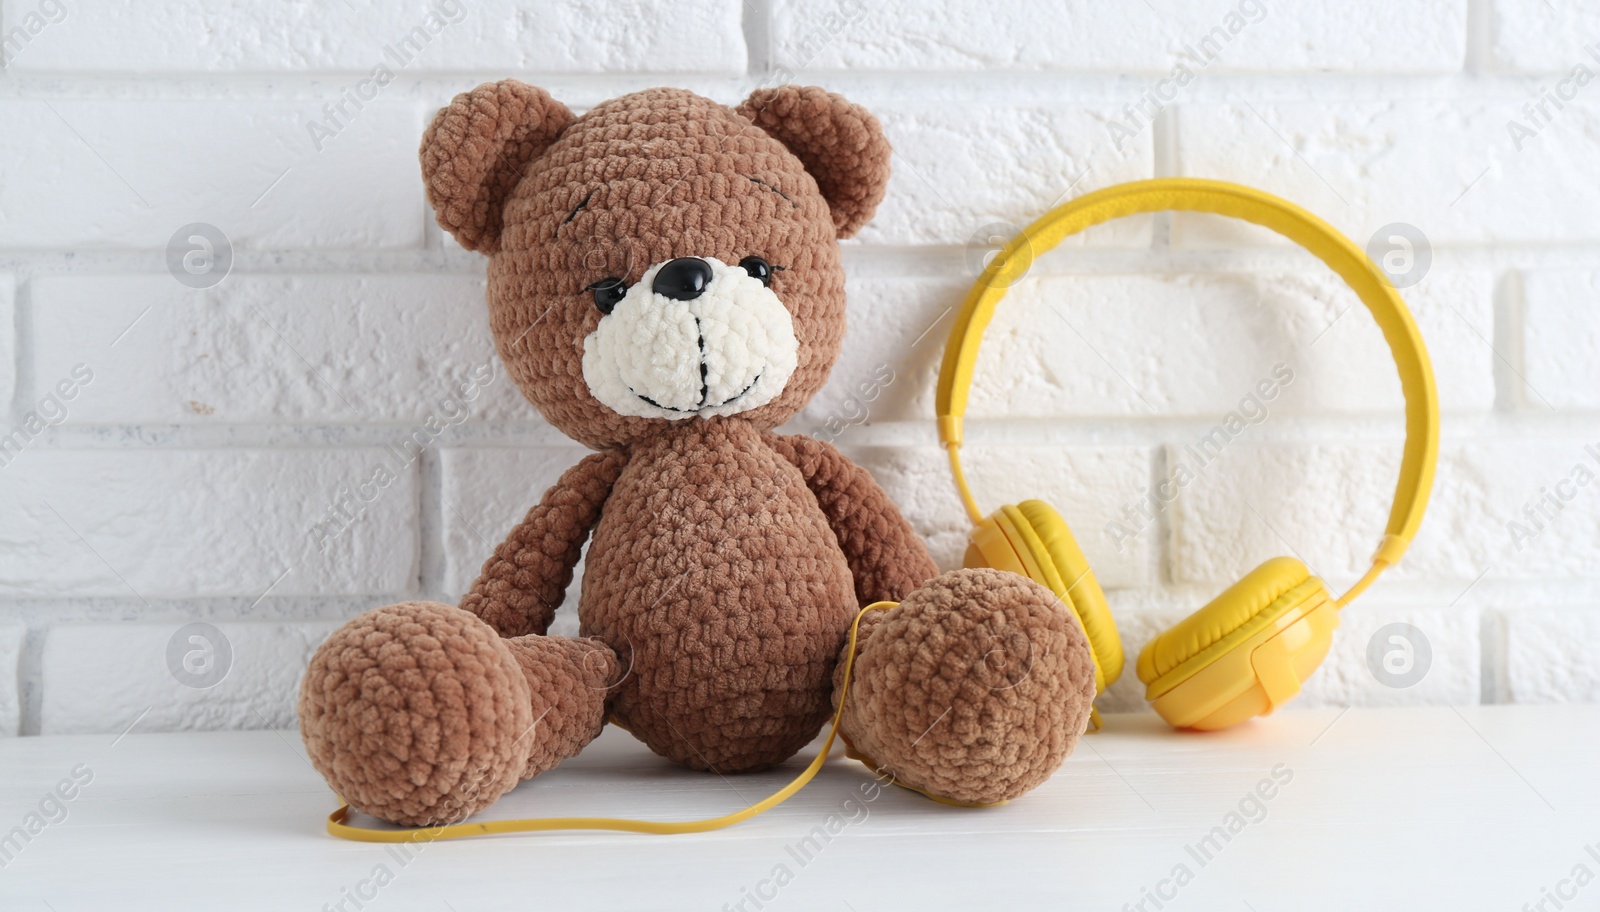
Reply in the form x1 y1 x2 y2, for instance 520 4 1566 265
651 257 714 301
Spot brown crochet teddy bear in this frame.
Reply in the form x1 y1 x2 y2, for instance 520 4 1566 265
298 80 1096 826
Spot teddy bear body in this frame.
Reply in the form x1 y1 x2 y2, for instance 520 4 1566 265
298 81 1096 827
583 419 857 771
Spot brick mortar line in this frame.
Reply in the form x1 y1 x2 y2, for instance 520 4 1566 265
2 586 1594 619
1464 0 1496 76
12 247 1600 280
0 72 1588 101
10 413 1600 451
1495 270 1526 412
0 590 1585 621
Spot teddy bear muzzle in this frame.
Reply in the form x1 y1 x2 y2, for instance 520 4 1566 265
580 255 799 421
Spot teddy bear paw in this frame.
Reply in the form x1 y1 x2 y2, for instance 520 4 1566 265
838 568 1097 806
298 602 534 826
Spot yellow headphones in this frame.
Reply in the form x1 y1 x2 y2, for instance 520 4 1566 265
938 178 1440 731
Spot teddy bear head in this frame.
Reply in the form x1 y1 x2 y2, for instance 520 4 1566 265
420 81 891 449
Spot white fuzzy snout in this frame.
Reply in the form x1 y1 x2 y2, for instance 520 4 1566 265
581 257 798 420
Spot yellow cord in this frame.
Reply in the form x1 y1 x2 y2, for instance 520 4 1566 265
326 601 899 843
1335 561 1389 608
1335 536 1409 607
946 445 984 526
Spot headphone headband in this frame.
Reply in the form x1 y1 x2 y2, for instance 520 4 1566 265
936 179 1439 600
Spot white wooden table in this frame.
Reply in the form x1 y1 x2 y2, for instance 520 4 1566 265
0 705 1590 911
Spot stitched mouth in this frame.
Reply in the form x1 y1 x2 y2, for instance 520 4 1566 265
634 372 762 414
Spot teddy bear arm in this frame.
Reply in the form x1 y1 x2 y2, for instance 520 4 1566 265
764 432 939 604
459 449 630 638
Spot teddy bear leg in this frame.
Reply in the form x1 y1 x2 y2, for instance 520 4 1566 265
834 568 1097 806
299 602 618 826
498 632 621 779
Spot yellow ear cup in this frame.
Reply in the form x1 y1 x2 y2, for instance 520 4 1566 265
1137 557 1339 730
1012 501 1124 689
1139 556 1311 680
963 500 1123 694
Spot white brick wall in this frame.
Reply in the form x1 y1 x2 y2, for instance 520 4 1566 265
1 0 747 74
813 269 1496 425
439 446 588 609
0 623 23 735
1489 1 1600 71
855 103 1153 246
0 449 419 597
39 621 338 734
31 274 527 424
1503 609 1600 702
1523 270 1600 409
770 0 1467 73
854 444 1155 587
2 0 1597 735
0 274 14 409
1173 100 1600 247
0 99 425 249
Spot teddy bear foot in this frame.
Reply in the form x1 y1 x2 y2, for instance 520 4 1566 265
298 602 619 826
835 568 1097 806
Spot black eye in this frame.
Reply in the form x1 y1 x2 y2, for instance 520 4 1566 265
739 256 773 287
587 277 627 314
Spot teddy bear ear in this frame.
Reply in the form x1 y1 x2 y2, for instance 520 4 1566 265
420 79 575 254
736 86 891 239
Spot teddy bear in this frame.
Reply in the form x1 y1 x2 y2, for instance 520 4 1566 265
297 80 1096 827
